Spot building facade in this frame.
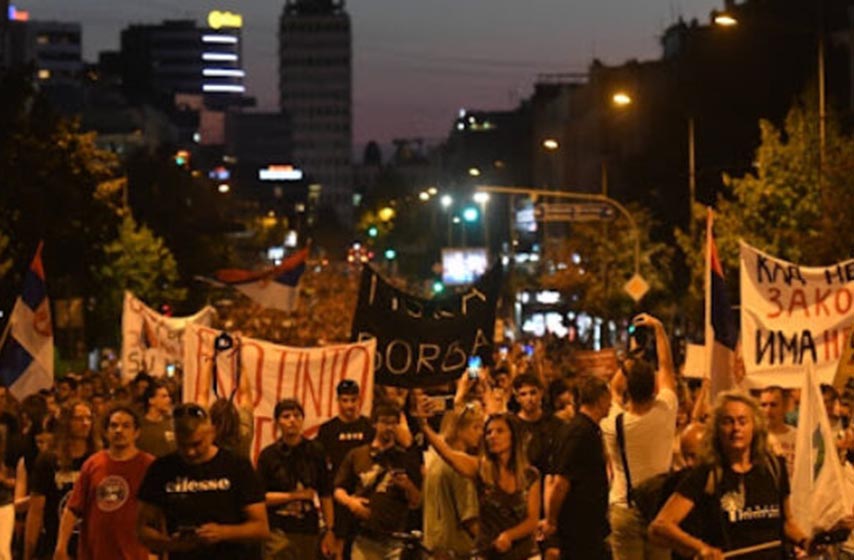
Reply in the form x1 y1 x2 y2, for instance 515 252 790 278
279 0 353 228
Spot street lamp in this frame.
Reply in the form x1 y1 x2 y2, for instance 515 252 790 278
418 191 430 201
712 8 827 193
468 167 481 177
542 138 559 151
612 92 633 108
473 192 490 251
440 195 453 245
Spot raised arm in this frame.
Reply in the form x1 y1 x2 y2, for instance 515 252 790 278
415 398 479 479
634 313 676 394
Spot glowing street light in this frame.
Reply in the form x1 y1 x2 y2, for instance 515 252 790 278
462 206 479 223
542 138 560 151
472 192 490 204
440 195 453 208
427 187 438 196
468 167 481 177
419 191 430 201
713 13 738 27
217 183 230 193
612 92 633 108
378 206 395 222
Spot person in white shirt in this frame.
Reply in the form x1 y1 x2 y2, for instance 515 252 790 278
760 386 796 478
601 313 677 560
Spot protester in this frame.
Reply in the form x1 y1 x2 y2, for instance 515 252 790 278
333 402 421 560
136 403 270 560
55 404 154 560
760 386 796 478
601 313 677 560
257 398 335 560
417 403 540 560
137 380 175 458
422 403 483 556
25 399 99 560
316 379 375 557
542 375 612 560
650 391 812 560
511 373 563 480
0 411 20 560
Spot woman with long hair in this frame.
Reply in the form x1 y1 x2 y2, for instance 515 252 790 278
417 399 540 560
650 391 810 560
24 398 100 560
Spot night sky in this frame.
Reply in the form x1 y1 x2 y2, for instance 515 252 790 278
21 0 723 148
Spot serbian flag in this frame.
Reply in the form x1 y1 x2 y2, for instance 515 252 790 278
791 361 852 534
214 247 308 312
705 210 738 398
0 243 54 399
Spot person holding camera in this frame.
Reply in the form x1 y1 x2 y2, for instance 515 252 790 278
333 402 421 560
601 313 677 560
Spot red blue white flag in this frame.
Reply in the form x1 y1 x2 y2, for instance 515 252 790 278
0 243 54 399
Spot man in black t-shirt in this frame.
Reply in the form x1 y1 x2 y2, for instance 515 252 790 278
258 398 335 559
543 376 613 560
334 403 421 560
316 379 375 555
513 373 564 475
136 403 269 560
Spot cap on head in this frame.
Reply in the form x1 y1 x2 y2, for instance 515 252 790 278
337 379 359 396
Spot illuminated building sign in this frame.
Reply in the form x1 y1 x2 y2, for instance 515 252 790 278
259 165 303 181
207 10 243 29
8 5 30 21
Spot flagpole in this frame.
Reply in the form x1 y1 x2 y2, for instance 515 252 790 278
704 207 713 401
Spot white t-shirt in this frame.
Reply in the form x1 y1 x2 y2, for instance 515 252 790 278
767 425 796 479
601 387 678 506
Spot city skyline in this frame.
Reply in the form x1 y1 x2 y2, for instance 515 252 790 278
19 0 723 147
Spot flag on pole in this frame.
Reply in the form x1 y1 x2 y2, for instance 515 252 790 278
791 361 852 534
705 209 738 398
214 247 308 312
0 243 54 399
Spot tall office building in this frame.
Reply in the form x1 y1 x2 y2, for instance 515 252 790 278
278 0 353 227
120 15 246 110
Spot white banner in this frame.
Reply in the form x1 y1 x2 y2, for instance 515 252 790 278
182 324 376 460
740 242 854 387
121 292 216 382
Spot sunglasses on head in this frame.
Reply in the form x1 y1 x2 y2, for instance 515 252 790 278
173 404 207 419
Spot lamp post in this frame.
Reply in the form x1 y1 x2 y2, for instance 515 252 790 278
473 192 490 251
712 6 827 188
440 194 453 245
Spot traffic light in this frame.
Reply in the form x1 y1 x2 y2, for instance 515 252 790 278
367 226 379 238
432 281 444 294
174 150 190 167
384 248 396 260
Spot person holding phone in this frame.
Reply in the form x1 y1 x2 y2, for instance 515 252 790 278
136 404 270 560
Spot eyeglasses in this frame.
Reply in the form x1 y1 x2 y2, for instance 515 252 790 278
173 404 207 419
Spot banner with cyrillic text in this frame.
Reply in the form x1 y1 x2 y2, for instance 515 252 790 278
740 242 854 387
182 324 375 460
121 292 216 382
350 263 502 388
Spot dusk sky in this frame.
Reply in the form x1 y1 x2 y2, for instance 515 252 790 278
22 0 723 148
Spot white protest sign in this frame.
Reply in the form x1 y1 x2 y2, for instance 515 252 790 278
121 292 216 381
182 324 375 460
740 242 854 387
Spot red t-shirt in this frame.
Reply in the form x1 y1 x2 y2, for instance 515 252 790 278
67 449 155 560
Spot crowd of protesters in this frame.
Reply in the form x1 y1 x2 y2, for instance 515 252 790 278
2 313 854 559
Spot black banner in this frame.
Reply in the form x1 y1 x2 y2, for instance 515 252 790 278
350 263 503 388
